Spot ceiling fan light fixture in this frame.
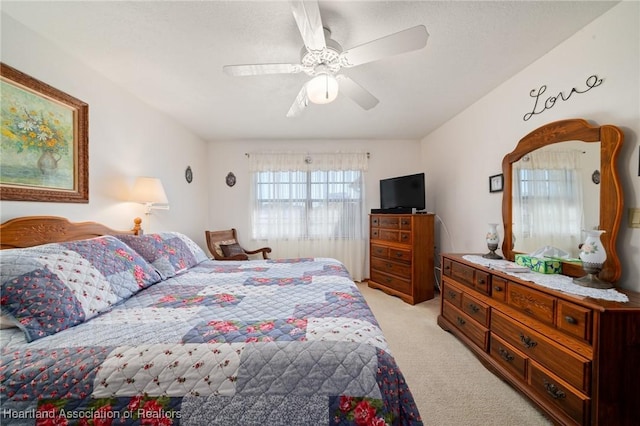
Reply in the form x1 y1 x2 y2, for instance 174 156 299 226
306 73 339 104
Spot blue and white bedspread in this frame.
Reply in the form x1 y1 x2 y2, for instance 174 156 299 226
1 251 421 425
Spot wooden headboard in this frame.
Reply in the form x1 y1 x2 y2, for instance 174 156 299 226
0 216 142 250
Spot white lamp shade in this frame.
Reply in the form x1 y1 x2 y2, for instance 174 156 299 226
306 74 339 104
130 177 168 204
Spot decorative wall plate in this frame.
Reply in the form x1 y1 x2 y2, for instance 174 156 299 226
185 166 193 183
226 172 236 187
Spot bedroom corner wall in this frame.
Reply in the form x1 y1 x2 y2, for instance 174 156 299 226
421 1 640 291
0 14 210 247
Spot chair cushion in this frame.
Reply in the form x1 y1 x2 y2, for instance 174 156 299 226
220 243 245 257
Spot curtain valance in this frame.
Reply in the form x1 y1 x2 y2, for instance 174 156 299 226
248 152 369 172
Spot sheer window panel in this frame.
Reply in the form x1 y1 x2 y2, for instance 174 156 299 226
249 152 368 280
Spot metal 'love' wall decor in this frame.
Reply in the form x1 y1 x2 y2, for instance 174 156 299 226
523 74 603 121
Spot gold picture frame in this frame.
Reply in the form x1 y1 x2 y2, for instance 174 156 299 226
1 63 88 202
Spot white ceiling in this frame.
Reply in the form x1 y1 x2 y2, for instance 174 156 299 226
1 1 619 141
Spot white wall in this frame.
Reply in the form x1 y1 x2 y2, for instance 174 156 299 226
1 15 210 247
422 2 640 291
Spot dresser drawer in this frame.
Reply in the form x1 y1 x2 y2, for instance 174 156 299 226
371 216 381 227
370 270 411 294
442 258 453 277
442 282 463 309
491 310 589 393
371 244 389 259
399 216 412 229
371 228 380 239
507 282 556 325
461 293 489 327
443 302 489 351
475 270 490 294
399 231 411 244
529 361 589 426
491 276 508 302
556 300 592 343
388 247 411 263
378 229 399 242
371 257 411 279
449 261 489 295
379 216 400 228
451 261 475 289
490 334 527 381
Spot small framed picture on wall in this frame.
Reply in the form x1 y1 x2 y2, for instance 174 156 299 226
489 174 504 193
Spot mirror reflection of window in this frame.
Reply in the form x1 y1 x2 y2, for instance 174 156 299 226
513 149 585 258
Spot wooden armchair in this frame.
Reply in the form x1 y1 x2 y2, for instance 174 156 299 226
205 228 271 261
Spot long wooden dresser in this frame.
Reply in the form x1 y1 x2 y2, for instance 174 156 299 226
368 213 435 305
438 253 640 426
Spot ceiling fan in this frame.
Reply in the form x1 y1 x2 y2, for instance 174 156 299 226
222 0 429 117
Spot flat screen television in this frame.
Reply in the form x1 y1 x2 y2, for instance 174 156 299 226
380 173 425 211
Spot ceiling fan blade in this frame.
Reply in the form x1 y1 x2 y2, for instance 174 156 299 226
223 63 302 77
336 75 379 110
340 25 429 67
289 0 326 52
286 85 310 118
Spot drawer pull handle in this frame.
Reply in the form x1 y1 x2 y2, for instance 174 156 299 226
498 348 514 362
519 333 538 349
494 286 503 292
444 265 451 271
385 277 392 284
543 379 566 400
448 291 457 299
564 316 577 325
456 317 466 326
478 278 485 284
468 303 479 313
395 253 403 257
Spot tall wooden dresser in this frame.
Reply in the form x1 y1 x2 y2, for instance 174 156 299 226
368 213 435 305
438 253 640 426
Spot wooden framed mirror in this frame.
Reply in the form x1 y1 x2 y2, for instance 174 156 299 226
501 118 624 283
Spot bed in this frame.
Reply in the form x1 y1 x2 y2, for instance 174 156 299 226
0 216 421 425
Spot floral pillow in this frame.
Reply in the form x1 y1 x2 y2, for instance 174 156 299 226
0 236 162 342
117 232 208 279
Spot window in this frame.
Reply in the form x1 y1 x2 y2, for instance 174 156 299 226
252 169 364 239
248 152 368 280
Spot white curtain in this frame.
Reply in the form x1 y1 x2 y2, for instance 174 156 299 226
513 150 583 257
248 152 368 281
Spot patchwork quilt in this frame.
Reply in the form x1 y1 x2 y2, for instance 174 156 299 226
0 235 421 425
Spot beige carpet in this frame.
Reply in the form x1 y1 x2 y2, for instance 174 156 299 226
357 282 553 426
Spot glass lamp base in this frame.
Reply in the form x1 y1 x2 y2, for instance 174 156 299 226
482 250 502 260
482 243 502 260
573 274 614 289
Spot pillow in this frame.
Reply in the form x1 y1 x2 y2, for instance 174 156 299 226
213 238 237 257
220 242 245 257
117 232 208 278
0 235 162 342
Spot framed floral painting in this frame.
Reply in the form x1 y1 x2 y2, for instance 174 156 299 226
0 63 88 202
